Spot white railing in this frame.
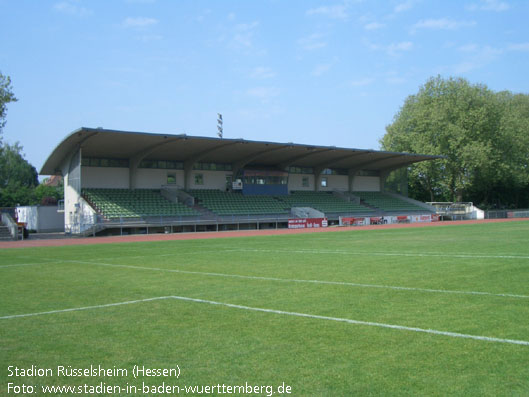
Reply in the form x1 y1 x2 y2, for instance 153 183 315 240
426 202 473 215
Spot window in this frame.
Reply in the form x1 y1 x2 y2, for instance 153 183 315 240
321 177 327 187
82 157 129 168
302 177 309 188
167 173 176 185
193 162 232 171
288 166 313 174
356 169 380 176
139 159 183 169
194 173 204 185
322 168 347 175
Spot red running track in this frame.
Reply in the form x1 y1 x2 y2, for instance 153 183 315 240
0 218 526 249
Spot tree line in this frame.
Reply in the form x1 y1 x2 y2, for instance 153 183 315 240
381 75 529 209
0 71 63 207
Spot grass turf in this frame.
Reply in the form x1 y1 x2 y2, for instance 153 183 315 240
1 221 528 395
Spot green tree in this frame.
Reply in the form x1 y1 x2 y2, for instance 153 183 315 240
0 142 39 206
33 179 64 205
0 71 17 137
0 72 45 207
381 76 529 207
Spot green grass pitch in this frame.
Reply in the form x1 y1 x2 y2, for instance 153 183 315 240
1 221 529 395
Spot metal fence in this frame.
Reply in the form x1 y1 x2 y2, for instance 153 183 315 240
485 209 529 219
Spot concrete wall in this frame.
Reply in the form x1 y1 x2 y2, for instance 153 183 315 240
189 171 232 190
288 174 314 191
63 158 79 233
135 169 185 189
82 167 129 188
319 175 348 192
16 206 64 232
353 176 380 191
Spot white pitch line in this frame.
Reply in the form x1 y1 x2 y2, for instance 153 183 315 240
0 262 61 269
2 294 527 346
0 296 173 320
69 260 529 299
169 295 529 346
221 248 529 260
26 247 529 269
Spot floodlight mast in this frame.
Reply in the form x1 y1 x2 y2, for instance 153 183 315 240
217 113 223 138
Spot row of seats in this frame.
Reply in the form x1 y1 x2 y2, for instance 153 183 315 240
83 188 427 219
189 189 290 215
83 189 200 219
354 191 426 212
279 191 373 214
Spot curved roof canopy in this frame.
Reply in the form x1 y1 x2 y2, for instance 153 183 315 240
40 127 441 175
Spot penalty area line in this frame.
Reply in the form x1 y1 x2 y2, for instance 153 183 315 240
1 294 528 346
169 295 529 346
69 260 529 300
0 296 173 320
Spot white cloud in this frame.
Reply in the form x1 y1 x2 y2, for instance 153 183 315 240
137 34 163 42
394 0 415 13
364 22 385 30
411 18 476 32
458 43 478 52
54 1 93 16
362 39 413 56
312 63 333 77
453 45 502 73
508 42 529 51
122 17 158 28
349 77 374 87
246 86 280 103
306 5 348 19
298 33 327 51
386 41 413 56
467 0 510 12
250 67 276 79
235 21 259 31
386 76 406 84
230 21 259 48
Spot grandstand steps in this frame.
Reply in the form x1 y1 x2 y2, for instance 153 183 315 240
190 204 217 219
384 192 436 212
0 224 14 240
357 201 381 212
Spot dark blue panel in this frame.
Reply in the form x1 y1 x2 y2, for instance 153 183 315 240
242 184 288 195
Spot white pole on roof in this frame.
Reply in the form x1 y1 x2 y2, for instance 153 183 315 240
217 113 223 138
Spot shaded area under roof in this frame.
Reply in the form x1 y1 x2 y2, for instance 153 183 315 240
40 127 441 175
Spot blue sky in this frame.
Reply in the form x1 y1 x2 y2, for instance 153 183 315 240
1 0 528 174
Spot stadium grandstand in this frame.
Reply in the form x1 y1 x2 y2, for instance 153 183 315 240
40 127 440 235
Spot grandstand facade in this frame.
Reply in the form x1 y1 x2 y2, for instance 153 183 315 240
40 128 440 235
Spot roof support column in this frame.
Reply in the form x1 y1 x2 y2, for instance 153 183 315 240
313 167 324 191
129 159 140 189
379 170 388 192
348 169 358 192
183 161 193 190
